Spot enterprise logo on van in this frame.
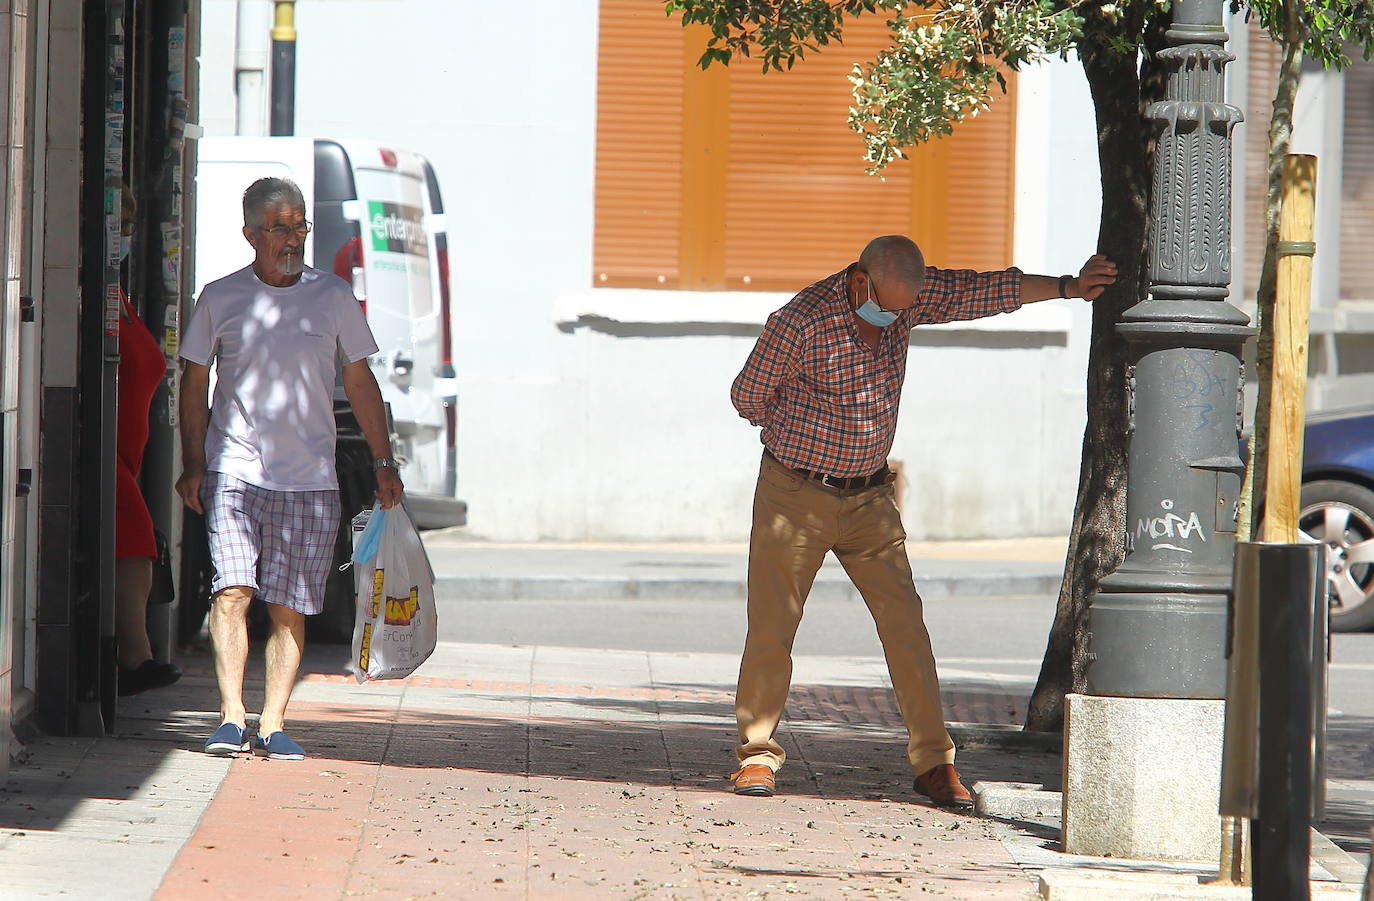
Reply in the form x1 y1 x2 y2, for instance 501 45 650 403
368 201 427 257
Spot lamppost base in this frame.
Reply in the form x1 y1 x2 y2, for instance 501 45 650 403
1088 567 1231 698
1063 693 1225 863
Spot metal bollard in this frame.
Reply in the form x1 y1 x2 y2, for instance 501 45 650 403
1220 542 1328 901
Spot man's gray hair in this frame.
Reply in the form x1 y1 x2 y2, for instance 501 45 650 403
859 235 924 287
242 177 306 227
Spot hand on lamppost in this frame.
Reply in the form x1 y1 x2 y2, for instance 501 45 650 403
1071 254 1118 301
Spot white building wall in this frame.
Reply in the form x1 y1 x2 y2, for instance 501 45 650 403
0 0 31 780
1290 60 1344 315
195 1 1103 541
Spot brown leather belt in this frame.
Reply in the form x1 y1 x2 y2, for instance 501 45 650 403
764 449 890 491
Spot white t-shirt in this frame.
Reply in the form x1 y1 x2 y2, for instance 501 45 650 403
179 264 380 491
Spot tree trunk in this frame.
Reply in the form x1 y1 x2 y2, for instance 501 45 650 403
1237 0 1306 542
1024 12 1167 733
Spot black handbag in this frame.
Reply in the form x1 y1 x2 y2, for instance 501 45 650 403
149 529 176 606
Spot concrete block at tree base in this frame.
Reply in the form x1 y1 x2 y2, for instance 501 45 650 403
973 781 1062 820
1062 693 1224 863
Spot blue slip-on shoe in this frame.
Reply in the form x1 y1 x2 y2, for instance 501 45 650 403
204 722 250 756
255 731 306 760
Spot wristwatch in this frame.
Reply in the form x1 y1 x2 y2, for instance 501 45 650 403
1058 274 1073 298
373 457 399 471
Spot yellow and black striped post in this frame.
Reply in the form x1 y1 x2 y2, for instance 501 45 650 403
270 0 296 135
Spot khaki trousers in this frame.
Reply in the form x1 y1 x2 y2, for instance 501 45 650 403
735 452 956 777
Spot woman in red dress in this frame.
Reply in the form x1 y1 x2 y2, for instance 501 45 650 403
116 187 181 695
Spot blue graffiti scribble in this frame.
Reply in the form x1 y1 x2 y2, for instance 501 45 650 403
1169 354 1227 400
1185 402 1214 430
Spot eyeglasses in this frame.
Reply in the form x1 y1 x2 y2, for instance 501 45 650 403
257 221 312 239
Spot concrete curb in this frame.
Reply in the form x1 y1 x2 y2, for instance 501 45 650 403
974 780 1063 819
1314 829 1373 887
433 572 1063 602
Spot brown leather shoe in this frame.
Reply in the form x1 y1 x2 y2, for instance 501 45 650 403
913 763 973 810
730 764 776 797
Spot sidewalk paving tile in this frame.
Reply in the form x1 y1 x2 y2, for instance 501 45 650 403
132 642 1047 899
6 637 1361 899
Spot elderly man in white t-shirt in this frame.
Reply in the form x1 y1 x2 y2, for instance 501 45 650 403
177 177 403 760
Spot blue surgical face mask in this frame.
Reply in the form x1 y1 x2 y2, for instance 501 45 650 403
855 280 898 327
119 236 132 262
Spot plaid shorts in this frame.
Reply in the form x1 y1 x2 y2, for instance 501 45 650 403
201 472 342 615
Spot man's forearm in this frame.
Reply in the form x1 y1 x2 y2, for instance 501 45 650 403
1020 273 1074 305
178 411 209 470
178 368 210 470
730 366 781 427
343 368 394 460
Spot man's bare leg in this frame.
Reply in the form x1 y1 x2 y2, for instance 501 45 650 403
208 586 253 726
258 602 305 736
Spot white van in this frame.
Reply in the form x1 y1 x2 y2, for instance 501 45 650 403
193 136 465 527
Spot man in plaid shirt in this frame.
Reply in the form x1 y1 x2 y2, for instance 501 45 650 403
728 235 1116 805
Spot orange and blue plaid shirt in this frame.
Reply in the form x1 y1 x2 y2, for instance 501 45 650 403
731 263 1024 477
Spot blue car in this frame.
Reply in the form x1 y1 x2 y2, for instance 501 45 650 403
1289 406 1374 632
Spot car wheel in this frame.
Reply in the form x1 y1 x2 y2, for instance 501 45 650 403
1297 479 1374 632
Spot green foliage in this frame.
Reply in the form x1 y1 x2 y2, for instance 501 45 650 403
666 1 1155 173
664 1 907 72
668 0 1374 173
1236 0 1374 66
848 3 1085 172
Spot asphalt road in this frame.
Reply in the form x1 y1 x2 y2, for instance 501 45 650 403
439 593 1373 709
439 593 1055 670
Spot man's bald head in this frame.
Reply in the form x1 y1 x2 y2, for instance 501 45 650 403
856 235 925 312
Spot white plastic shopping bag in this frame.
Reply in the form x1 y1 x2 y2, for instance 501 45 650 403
349 502 438 682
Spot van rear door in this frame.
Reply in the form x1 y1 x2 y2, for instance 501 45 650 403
345 145 446 498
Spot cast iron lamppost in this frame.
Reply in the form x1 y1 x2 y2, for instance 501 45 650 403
1064 0 1252 862
1089 1 1250 693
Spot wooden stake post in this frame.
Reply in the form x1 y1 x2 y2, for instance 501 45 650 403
1263 154 1318 542
1249 153 1319 901
1217 153 1319 888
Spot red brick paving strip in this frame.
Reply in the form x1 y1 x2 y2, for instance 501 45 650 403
154 746 382 899
301 673 1027 729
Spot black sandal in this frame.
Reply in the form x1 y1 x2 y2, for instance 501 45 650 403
117 659 183 696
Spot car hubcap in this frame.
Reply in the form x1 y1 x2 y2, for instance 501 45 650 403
1298 501 1374 616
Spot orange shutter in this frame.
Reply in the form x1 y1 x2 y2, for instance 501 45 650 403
940 97 1017 275
723 24 918 290
1340 60 1374 301
593 0 684 288
723 15 1017 289
594 5 1017 291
